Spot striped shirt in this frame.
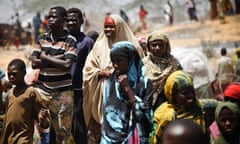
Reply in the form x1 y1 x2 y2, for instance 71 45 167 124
32 30 77 93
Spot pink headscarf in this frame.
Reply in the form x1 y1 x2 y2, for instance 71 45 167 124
138 36 146 44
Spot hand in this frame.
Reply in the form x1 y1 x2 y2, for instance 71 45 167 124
40 51 47 60
39 108 50 129
118 74 130 89
98 71 111 80
0 79 12 91
31 56 42 69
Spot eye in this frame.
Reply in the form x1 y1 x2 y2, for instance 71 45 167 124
150 43 165 48
219 116 237 123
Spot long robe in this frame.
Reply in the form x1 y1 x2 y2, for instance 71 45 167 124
82 14 144 132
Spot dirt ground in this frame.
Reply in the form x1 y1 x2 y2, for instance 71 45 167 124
0 15 240 73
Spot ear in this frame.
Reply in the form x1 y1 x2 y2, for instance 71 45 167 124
63 16 67 22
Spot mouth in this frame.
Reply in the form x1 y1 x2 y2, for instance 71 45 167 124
67 25 74 30
187 99 193 103
48 23 54 27
224 127 233 132
105 32 112 37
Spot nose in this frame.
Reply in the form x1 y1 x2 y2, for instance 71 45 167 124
48 17 54 22
155 45 160 49
225 120 231 125
113 63 118 68
8 74 14 80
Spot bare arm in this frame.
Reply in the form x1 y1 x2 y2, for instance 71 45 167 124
38 108 50 129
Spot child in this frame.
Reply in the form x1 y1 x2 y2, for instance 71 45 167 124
100 41 153 143
210 102 240 144
0 58 50 143
162 119 206 144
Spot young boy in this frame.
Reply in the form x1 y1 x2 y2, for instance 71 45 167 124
66 7 94 144
162 119 206 144
31 6 77 143
0 58 50 143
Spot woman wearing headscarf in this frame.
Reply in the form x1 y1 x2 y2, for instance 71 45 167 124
209 102 240 144
142 31 181 110
101 41 153 144
82 14 144 143
149 70 218 144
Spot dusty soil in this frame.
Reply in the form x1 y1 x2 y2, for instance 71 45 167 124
0 15 240 73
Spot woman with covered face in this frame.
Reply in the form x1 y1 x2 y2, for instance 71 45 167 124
82 14 144 143
142 31 181 110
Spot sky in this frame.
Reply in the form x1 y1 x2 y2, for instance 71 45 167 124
0 0 22 23
0 0 38 27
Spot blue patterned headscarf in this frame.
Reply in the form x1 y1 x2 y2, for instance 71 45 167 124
0 68 5 79
110 41 144 88
102 41 152 143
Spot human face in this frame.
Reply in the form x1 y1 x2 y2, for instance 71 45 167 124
7 65 25 85
111 57 129 75
66 12 80 34
149 40 167 57
175 86 195 108
104 17 116 38
47 8 65 31
218 108 239 136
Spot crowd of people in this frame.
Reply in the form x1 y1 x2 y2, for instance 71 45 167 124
0 2 239 144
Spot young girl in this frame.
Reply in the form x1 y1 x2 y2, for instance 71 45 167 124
210 102 240 144
0 58 50 143
100 41 153 144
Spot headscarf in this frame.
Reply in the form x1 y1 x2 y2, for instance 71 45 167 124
211 101 240 144
104 16 115 26
149 70 205 144
215 101 239 122
142 31 180 106
110 41 143 84
224 82 240 102
82 14 144 130
138 36 146 44
164 70 194 104
147 32 171 54
102 41 152 143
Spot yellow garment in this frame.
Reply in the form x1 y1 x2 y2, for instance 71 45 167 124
150 102 205 144
164 70 193 104
149 71 205 144
82 14 144 131
232 47 240 70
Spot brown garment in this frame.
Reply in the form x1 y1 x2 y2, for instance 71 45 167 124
0 87 46 144
82 14 144 132
209 0 218 20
